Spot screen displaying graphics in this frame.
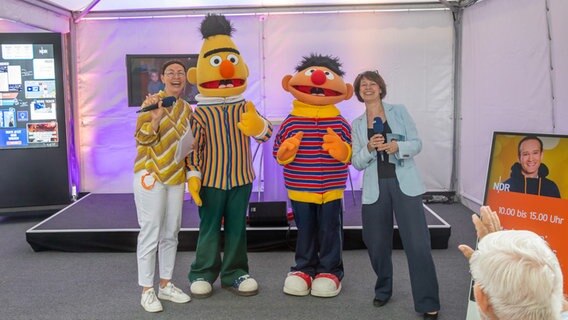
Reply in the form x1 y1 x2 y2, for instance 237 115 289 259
484 132 568 293
0 42 59 149
0 33 69 210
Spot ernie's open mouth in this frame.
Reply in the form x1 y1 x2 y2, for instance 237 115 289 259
293 85 341 97
200 79 245 89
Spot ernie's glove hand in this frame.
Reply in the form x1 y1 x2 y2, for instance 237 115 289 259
277 131 304 164
322 128 350 163
237 101 265 137
188 177 202 207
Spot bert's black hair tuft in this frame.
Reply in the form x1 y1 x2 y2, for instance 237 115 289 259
200 14 235 39
295 53 345 77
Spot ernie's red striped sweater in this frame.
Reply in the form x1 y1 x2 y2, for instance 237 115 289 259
273 100 351 204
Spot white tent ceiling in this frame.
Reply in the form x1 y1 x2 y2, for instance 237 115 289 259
6 0 462 32
42 0 455 12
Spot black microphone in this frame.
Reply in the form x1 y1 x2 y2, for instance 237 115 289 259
373 116 385 161
136 96 176 113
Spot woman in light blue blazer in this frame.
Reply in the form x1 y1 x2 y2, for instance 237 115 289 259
351 70 440 320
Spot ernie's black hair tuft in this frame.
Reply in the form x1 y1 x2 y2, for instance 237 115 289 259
295 53 345 77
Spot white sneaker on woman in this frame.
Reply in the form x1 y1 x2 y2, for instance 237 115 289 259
158 282 191 303
141 288 163 312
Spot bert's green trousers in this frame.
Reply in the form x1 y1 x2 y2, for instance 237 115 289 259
188 184 252 286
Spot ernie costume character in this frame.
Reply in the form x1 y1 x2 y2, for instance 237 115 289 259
186 14 272 298
273 54 353 298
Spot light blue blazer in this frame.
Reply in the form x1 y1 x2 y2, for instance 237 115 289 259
351 103 426 204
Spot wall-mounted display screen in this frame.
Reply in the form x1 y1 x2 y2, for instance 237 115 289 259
126 54 198 107
0 33 69 210
0 42 60 149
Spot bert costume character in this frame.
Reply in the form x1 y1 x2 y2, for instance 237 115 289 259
273 54 353 298
186 14 272 298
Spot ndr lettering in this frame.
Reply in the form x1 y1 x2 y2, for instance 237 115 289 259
493 182 510 192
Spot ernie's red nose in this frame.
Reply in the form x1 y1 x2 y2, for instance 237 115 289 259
311 69 326 85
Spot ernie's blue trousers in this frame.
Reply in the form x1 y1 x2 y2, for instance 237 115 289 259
290 199 344 280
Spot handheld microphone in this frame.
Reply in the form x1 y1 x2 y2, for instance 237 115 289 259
373 117 385 161
136 96 176 113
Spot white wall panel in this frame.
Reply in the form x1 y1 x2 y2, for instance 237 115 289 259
75 16 261 192
460 0 553 207
75 11 452 193
549 0 568 134
263 11 454 192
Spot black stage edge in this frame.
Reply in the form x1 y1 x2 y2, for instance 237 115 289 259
26 193 451 252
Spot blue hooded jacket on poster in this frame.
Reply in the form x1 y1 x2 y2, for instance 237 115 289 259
504 162 560 198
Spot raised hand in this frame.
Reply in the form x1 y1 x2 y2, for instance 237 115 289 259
277 131 304 163
322 128 350 162
237 101 265 137
141 94 165 132
458 206 502 260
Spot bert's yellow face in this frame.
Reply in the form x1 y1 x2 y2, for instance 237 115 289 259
187 35 248 97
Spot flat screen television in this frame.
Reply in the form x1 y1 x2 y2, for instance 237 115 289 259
0 32 70 210
0 36 62 149
126 54 199 107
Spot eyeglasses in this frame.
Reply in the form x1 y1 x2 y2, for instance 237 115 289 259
164 72 185 78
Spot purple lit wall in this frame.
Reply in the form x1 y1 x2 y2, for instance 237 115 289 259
74 11 454 194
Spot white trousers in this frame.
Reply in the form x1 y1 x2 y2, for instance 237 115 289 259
133 171 185 287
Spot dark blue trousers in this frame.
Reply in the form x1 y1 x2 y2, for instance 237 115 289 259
362 178 440 313
290 199 344 280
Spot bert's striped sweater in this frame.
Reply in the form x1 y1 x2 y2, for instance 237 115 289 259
187 96 272 190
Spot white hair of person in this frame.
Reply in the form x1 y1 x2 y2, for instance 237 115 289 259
470 230 563 320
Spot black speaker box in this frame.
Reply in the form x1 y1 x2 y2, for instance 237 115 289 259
248 201 288 227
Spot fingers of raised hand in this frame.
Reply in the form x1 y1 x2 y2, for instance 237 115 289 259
458 245 475 260
245 101 256 113
472 214 489 239
293 131 304 141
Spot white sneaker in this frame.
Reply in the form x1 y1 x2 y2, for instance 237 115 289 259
311 273 342 298
283 271 312 296
158 282 191 303
190 279 213 298
225 274 259 296
141 288 163 313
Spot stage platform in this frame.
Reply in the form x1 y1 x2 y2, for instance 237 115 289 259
26 193 451 252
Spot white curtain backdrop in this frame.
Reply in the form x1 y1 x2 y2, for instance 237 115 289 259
549 0 568 134
459 0 568 211
4 0 566 203
74 16 261 192
74 11 454 194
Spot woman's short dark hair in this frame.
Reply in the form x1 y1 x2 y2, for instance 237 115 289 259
160 60 186 75
353 70 387 102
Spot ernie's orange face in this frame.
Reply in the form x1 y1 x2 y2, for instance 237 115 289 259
282 66 353 106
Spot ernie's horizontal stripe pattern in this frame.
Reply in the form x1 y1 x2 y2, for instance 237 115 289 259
273 115 351 194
